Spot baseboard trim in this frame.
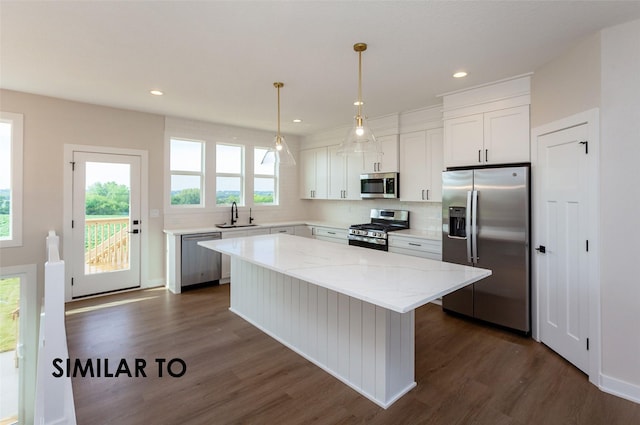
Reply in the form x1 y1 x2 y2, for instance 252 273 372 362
143 278 165 289
600 373 640 405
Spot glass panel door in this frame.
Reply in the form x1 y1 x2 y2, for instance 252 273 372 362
72 152 141 298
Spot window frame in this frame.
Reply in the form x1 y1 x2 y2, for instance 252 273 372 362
215 143 245 207
0 111 24 248
168 137 205 209
253 146 278 206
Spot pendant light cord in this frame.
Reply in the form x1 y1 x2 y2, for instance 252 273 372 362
357 49 363 118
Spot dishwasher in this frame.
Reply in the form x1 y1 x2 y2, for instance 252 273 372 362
181 232 222 289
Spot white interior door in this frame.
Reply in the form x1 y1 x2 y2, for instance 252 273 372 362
71 151 141 297
537 124 590 373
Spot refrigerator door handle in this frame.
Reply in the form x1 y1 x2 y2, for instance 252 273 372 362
471 190 479 264
466 190 473 263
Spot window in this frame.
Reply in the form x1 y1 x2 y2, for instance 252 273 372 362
254 147 276 205
0 112 23 248
169 138 204 207
216 144 244 205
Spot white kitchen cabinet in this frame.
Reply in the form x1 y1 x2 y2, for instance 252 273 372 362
327 144 362 200
220 228 269 282
312 226 348 244
399 128 443 202
270 225 295 235
294 225 313 238
362 134 399 173
300 147 328 199
388 235 441 260
444 105 530 168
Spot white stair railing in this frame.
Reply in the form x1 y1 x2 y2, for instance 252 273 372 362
34 231 77 425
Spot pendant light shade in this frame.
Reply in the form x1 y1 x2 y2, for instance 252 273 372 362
337 43 382 157
261 82 296 167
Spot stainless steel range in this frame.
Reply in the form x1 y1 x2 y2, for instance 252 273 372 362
348 209 409 251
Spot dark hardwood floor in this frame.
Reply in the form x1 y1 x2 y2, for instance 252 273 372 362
65 284 640 425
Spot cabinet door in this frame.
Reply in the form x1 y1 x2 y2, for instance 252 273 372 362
327 144 346 200
483 105 530 164
345 153 362 200
299 147 328 199
426 128 444 202
314 147 328 198
399 131 428 202
399 129 443 202
362 134 399 173
299 148 317 199
444 113 484 168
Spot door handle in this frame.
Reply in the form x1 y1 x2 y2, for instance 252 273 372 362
471 190 478 263
535 245 546 253
128 229 140 234
466 191 472 263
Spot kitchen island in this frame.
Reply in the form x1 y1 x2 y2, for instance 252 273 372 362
199 234 491 408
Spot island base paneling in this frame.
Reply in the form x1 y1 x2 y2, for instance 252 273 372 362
229 257 416 408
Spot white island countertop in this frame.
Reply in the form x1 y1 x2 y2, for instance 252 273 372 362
199 234 490 314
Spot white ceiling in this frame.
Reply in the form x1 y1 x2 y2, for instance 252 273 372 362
2 1 640 137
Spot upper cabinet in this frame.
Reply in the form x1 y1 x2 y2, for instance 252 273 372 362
442 74 531 168
299 146 328 199
362 134 399 173
328 144 361 200
400 128 443 202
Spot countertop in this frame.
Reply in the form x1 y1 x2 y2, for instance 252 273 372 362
164 221 441 241
199 234 488 313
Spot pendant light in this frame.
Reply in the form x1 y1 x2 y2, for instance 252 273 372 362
337 42 381 157
261 82 296 166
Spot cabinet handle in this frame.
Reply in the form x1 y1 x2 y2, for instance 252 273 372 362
409 242 422 247
421 189 425 200
478 149 481 163
485 149 488 162
328 231 336 235
426 189 430 200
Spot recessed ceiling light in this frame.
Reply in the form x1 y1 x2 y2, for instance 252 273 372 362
453 71 468 79
150 90 164 96
293 119 302 123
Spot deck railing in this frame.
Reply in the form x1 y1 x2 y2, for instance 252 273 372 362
84 217 129 272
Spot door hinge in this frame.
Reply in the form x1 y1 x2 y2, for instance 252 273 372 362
579 141 588 154
586 240 589 252
586 338 590 351
70 161 76 171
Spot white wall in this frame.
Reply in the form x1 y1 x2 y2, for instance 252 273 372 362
0 89 166 295
531 18 640 400
530 32 601 128
600 18 640 389
162 117 307 230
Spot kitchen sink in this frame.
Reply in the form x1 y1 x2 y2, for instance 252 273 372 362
215 223 258 228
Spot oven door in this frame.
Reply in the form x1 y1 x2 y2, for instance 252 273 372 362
348 236 388 251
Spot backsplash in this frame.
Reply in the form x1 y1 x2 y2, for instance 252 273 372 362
306 199 442 239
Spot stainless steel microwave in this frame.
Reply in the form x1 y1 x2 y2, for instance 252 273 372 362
360 172 399 199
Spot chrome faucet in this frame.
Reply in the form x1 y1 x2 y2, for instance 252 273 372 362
231 201 238 225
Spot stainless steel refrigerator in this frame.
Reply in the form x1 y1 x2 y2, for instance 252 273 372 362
442 165 530 333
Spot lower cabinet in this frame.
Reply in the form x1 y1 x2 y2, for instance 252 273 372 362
388 235 442 260
294 225 313 238
269 226 296 234
312 226 348 244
